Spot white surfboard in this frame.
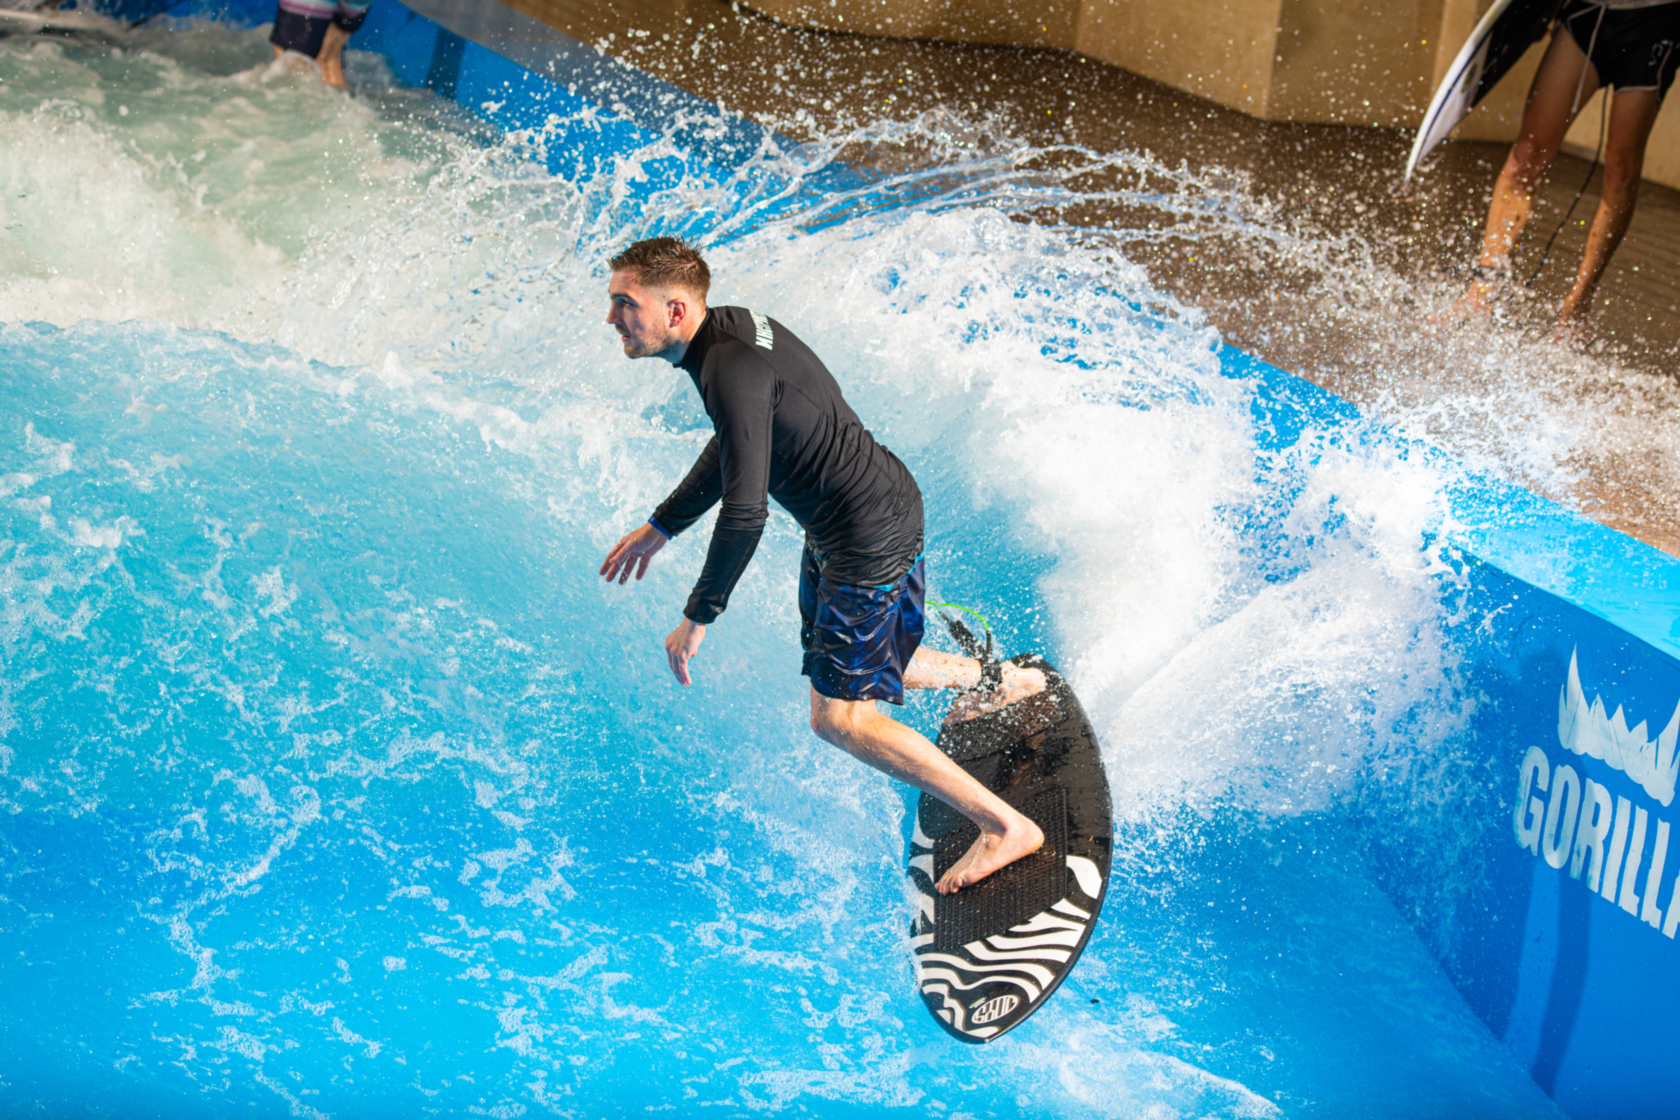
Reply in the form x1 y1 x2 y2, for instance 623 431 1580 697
1407 0 1563 180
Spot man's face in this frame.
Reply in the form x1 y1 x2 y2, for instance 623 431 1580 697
607 270 684 359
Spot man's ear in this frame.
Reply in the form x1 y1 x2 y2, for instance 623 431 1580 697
667 294 692 328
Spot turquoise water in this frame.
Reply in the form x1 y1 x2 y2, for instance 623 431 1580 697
0 25 1564 1118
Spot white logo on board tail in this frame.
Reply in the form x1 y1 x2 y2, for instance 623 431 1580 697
969 993 1019 1025
750 311 774 350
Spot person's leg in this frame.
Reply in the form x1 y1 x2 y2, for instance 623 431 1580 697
1558 87 1661 322
809 688 1044 894
800 553 1045 891
903 647 1046 720
315 21 351 88
1459 30 1601 312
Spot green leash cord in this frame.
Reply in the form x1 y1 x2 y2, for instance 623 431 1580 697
926 600 991 635
927 600 1002 690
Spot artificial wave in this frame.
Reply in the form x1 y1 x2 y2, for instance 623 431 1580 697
1 4 1672 1117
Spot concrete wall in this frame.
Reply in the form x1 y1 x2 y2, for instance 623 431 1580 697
1268 0 1442 124
750 0 1680 190
1069 0 1447 126
752 0 1448 123
1072 0 1282 115
746 0 1077 47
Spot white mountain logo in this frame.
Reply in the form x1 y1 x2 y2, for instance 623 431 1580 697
1558 649 1680 807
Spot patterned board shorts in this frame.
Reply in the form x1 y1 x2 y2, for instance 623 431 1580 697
1563 0 1680 98
799 547 925 705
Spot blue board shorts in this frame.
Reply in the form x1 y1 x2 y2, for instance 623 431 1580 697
1563 0 1680 98
270 0 368 57
799 546 925 705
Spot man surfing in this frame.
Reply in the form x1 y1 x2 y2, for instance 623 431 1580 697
598 237 1043 895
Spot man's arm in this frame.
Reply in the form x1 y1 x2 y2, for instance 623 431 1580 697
650 436 723 536
679 352 775 625
601 434 723 585
600 350 772 684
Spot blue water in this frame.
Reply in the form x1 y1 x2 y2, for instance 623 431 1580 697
0 24 1567 1118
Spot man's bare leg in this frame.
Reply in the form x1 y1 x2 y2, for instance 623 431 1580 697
902 647 1046 721
1452 31 1598 317
1558 88 1659 324
315 22 350 88
810 687 1043 894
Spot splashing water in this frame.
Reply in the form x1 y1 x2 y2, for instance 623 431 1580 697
0 25 1567 1119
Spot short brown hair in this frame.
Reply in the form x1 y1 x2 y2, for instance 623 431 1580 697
609 237 711 302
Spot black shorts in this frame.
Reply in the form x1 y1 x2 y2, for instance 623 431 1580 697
270 10 332 56
1562 0 1680 98
799 546 925 705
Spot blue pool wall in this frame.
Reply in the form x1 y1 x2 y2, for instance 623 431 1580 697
79 1 1680 1116
1231 359 1680 1120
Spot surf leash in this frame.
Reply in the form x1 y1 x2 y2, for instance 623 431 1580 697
926 599 991 634
1525 93 1608 286
928 600 1003 693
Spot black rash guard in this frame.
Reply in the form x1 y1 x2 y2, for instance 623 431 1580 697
650 306 923 625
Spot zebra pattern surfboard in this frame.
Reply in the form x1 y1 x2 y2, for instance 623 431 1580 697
907 655 1112 1042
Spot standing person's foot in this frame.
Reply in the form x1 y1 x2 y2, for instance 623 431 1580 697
935 811 1045 894
947 661 1047 724
1436 274 1498 325
1556 287 1594 337
1551 313 1591 346
319 54 345 87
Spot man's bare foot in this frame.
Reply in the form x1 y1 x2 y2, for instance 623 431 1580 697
1555 288 1595 338
935 812 1044 894
1551 313 1591 347
947 661 1047 724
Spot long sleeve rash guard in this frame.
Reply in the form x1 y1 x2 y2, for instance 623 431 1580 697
650 307 923 625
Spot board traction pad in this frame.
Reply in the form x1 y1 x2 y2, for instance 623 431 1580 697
908 656 1112 1043
932 788 1068 950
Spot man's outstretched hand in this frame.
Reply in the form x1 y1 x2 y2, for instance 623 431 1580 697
665 618 705 685
600 522 667 584
600 524 702 684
